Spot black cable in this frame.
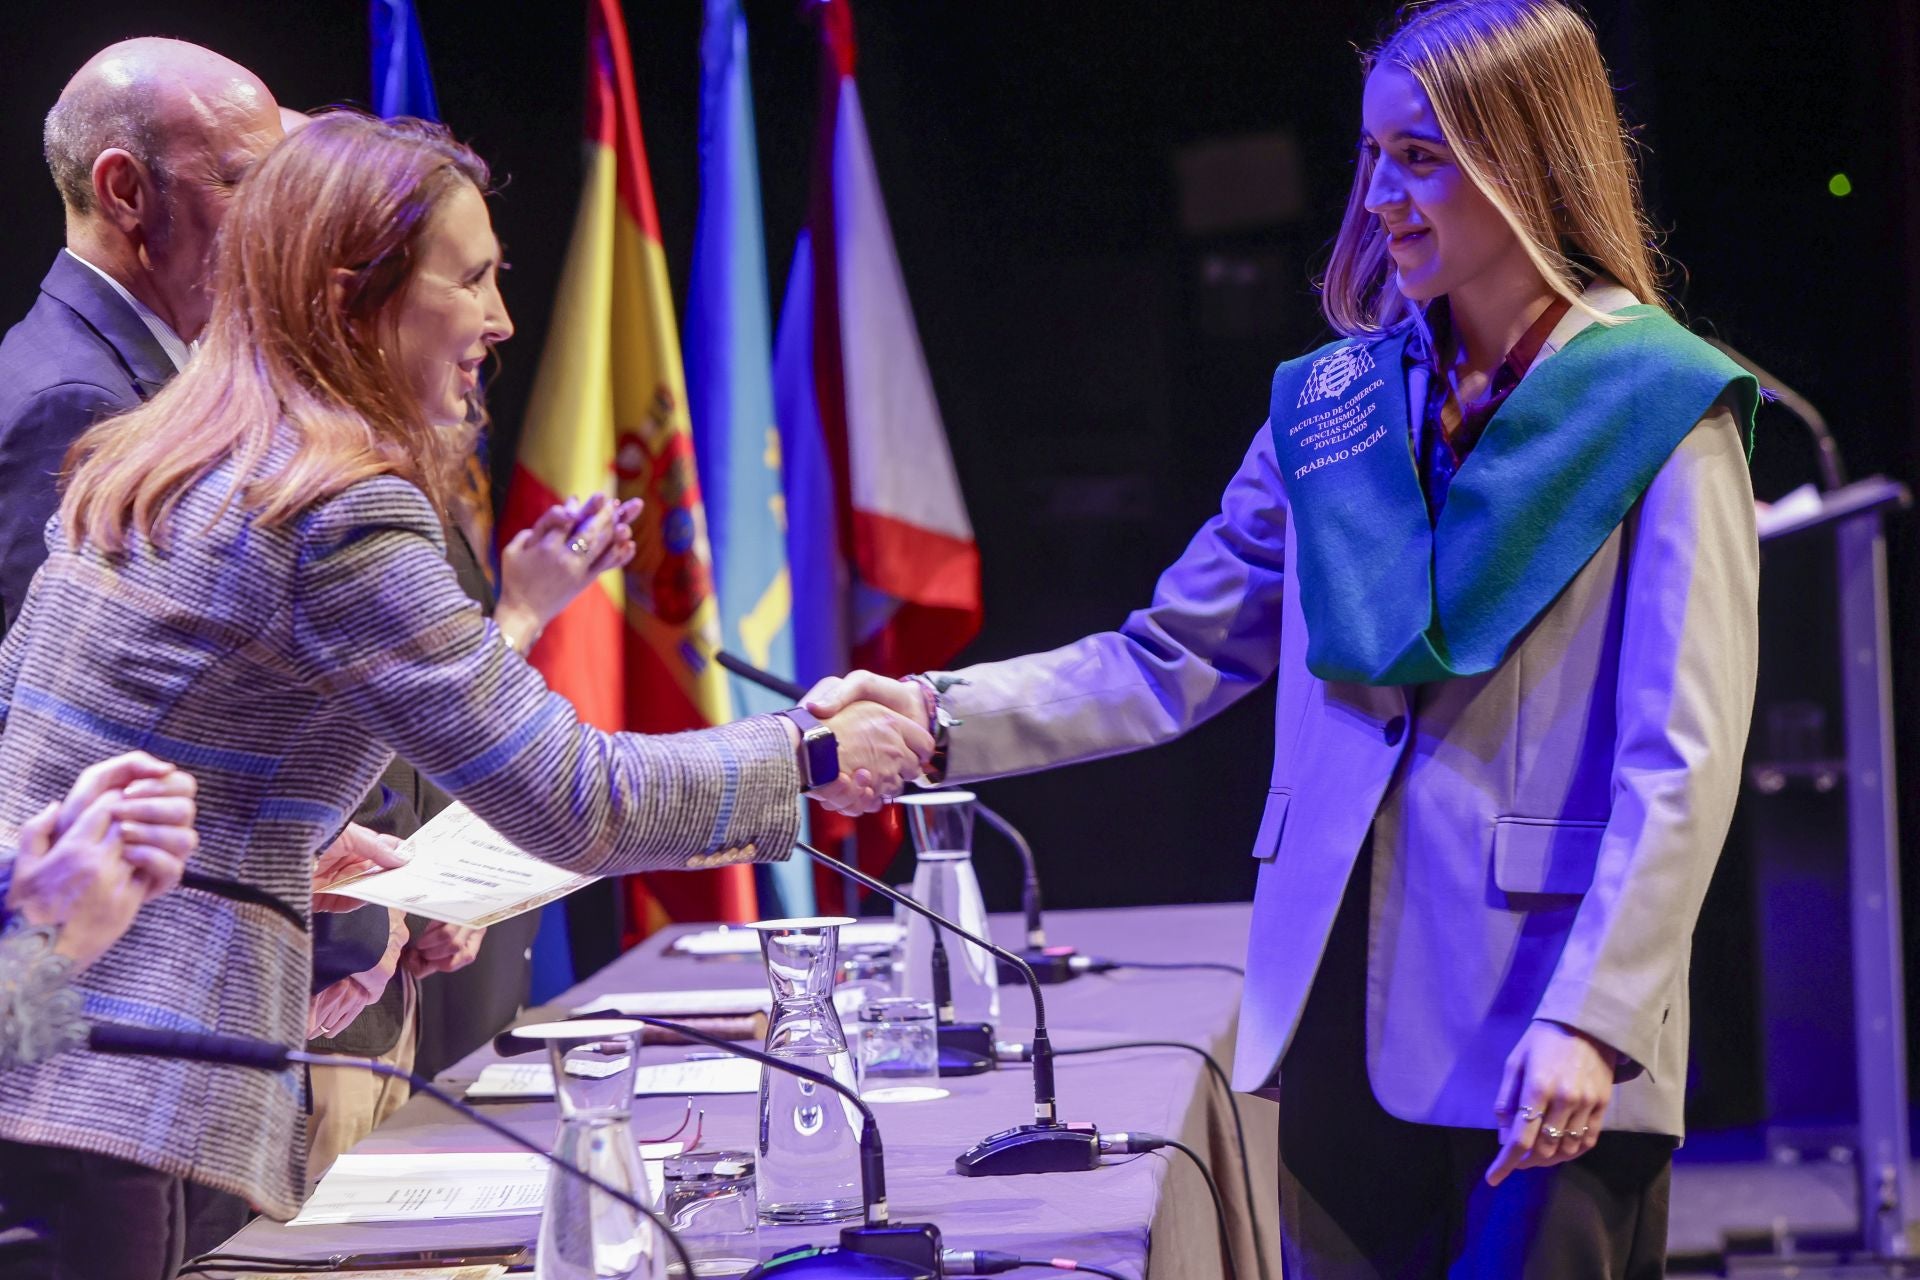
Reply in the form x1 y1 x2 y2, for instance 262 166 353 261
1055 1040 1266 1280
175 1260 333 1277
1085 958 1245 976
978 1261 1132 1280
1030 1263 1129 1280
1159 1137 1238 1280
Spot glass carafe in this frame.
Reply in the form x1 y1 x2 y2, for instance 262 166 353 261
897 791 1000 1027
522 1018 666 1280
748 917 864 1224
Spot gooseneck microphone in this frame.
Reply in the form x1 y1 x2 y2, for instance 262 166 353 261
714 650 1080 986
84 1023 696 1277
494 1015 947 1276
792 841 1101 1177
87 1023 297 1071
970 805 1080 986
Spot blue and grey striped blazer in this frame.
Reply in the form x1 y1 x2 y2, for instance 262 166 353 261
0 456 801 1216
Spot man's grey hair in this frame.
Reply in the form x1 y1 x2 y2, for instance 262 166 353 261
43 72 168 215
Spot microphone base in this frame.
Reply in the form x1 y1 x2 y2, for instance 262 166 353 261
743 1223 943 1278
955 1123 1102 1176
996 945 1080 986
937 1022 997 1077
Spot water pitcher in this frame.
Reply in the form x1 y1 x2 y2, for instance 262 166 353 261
897 791 1000 1026
748 917 864 1224
522 1018 666 1280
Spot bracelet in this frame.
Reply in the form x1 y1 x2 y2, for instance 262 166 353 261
903 674 939 737
905 674 966 784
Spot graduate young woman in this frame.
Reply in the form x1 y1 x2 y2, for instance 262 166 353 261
806 1 1761 1274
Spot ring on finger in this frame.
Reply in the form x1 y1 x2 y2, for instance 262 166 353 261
1516 1105 1543 1122
1541 1124 1566 1140
568 537 591 555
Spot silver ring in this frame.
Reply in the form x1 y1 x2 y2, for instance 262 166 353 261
1569 1127 1590 1139
567 537 591 555
1542 1124 1566 1140
1516 1106 1543 1122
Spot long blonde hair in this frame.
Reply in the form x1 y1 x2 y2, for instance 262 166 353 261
1321 0 1663 335
61 111 490 550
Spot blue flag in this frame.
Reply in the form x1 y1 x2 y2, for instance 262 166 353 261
689 0 816 917
370 0 440 120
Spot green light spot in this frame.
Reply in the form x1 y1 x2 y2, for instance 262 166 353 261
1829 173 1853 198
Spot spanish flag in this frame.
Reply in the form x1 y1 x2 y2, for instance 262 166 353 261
503 0 755 944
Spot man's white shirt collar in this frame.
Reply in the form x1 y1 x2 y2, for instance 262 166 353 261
63 248 193 373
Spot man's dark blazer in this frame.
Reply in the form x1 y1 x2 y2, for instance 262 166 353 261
0 251 174 636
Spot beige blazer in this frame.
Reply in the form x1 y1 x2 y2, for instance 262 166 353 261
934 285 1758 1136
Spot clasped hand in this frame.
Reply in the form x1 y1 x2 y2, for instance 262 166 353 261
1485 1019 1618 1185
797 671 937 816
5 751 199 968
309 907 408 1039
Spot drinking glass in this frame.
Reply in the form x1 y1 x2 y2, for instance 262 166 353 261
855 997 939 1089
661 1150 756 1277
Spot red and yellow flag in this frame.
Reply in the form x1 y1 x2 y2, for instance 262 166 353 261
503 0 755 940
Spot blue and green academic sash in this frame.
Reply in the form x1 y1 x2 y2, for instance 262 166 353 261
1269 305 1757 686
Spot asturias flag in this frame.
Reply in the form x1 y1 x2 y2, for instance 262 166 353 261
504 0 755 940
688 0 815 918
775 0 981 689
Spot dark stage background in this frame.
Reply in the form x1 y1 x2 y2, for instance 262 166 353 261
0 1 1915 1129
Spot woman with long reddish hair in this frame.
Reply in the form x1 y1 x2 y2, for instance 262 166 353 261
0 111 931 1273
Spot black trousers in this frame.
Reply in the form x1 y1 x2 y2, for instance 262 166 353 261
1278 844 1677 1280
0 1139 250 1280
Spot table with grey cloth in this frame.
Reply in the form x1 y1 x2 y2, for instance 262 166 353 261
206 902 1278 1278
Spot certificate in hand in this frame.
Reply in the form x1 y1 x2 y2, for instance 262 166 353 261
326 803 596 927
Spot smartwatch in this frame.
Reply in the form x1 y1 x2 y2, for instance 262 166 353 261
775 707 839 791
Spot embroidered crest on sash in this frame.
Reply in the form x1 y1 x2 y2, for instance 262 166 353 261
1295 344 1376 408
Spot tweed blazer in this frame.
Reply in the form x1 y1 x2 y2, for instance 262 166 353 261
933 287 1758 1139
0 455 802 1216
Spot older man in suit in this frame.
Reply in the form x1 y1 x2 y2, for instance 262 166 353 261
0 37 282 635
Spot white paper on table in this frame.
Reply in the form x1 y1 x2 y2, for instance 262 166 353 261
288 1152 542 1225
464 1055 762 1101
574 988 773 1018
324 803 596 927
668 921 902 956
290 1149 679 1227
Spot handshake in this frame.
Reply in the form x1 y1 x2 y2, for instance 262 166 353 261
789 670 942 817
